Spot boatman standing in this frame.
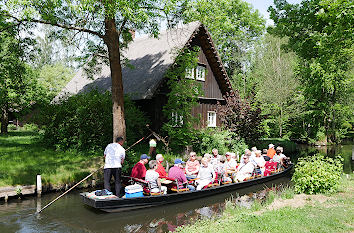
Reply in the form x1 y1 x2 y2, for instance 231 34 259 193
104 136 125 197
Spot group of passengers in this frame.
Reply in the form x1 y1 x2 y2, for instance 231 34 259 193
129 144 288 194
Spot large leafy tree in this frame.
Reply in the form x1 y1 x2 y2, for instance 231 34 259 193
3 0 183 140
183 0 265 79
269 0 354 143
0 13 39 134
251 34 300 138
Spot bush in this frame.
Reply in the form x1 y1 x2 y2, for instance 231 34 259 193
292 154 343 194
39 90 150 151
193 128 248 156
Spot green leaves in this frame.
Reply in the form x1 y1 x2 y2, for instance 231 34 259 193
269 0 354 143
292 154 343 194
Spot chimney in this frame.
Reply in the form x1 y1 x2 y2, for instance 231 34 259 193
129 29 135 40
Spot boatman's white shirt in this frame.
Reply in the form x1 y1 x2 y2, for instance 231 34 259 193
104 143 125 169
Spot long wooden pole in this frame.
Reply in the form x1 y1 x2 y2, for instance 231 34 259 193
36 134 151 213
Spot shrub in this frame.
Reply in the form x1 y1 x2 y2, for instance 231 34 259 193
292 154 343 194
193 128 248 156
39 90 150 151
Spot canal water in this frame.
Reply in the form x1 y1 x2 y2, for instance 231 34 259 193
0 144 352 233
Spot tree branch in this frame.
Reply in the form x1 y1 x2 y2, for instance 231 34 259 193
117 17 127 37
6 14 104 39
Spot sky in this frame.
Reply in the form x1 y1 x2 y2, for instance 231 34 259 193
244 0 302 25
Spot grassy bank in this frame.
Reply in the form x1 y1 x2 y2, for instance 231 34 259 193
176 175 354 233
0 130 102 187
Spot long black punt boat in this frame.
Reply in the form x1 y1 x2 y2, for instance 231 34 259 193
80 164 293 212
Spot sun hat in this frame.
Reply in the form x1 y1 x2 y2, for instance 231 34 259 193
140 154 150 160
174 158 185 164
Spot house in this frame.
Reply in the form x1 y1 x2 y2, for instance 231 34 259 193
58 21 234 130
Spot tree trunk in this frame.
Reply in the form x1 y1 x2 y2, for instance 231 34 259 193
1 103 9 135
104 18 126 141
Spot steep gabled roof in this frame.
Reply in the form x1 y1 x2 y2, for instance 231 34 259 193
57 21 233 100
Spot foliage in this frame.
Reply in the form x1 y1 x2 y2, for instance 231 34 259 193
292 154 343 194
162 47 202 152
250 34 301 138
269 0 354 143
183 0 265 78
37 63 74 101
4 0 186 140
193 128 248 156
39 90 149 151
0 15 42 134
217 92 263 144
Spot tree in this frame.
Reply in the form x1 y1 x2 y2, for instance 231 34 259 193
183 0 265 78
269 0 354 143
38 63 74 101
3 0 183 140
0 15 39 134
251 34 300 138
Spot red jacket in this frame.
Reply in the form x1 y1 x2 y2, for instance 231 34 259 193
131 162 146 179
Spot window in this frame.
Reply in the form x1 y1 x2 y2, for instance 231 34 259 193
185 65 206 81
185 68 194 79
172 112 183 127
207 111 216 127
196 65 206 81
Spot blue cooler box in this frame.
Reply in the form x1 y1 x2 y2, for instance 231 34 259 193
125 184 144 198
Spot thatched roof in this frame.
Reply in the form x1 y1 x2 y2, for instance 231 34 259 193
57 21 232 101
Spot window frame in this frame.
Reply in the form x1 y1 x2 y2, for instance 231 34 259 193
196 65 206 81
207 111 217 127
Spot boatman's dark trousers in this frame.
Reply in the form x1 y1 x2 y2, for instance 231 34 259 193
104 168 122 197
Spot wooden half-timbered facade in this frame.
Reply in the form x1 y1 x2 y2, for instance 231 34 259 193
58 22 234 131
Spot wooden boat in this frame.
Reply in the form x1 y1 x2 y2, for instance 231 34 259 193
80 164 293 212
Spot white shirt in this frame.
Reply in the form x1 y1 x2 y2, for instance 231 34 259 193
104 143 125 168
237 162 255 175
225 158 237 171
145 170 159 189
272 153 286 163
251 156 266 167
197 165 215 181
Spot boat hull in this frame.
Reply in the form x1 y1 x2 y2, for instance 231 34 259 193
81 164 293 212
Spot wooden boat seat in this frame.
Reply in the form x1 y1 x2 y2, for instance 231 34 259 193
150 192 164 196
222 181 232 185
171 187 189 192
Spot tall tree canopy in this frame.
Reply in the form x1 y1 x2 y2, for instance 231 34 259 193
183 0 265 79
0 12 40 134
251 34 300 138
269 0 354 143
3 0 184 140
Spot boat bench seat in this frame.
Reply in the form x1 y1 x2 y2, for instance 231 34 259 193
171 187 189 192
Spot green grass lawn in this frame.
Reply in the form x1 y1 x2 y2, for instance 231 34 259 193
176 175 354 233
0 130 103 187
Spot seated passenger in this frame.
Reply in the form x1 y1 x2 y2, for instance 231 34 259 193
155 154 167 177
272 147 287 164
251 150 266 175
251 146 257 158
240 149 252 166
185 152 200 179
145 160 167 194
211 148 221 169
215 156 231 183
267 144 276 159
168 159 195 191
262 148 270 161
235 155 255 182
131 154 150 179
224 152 237 181
203 153 213 166
196 158 216 190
